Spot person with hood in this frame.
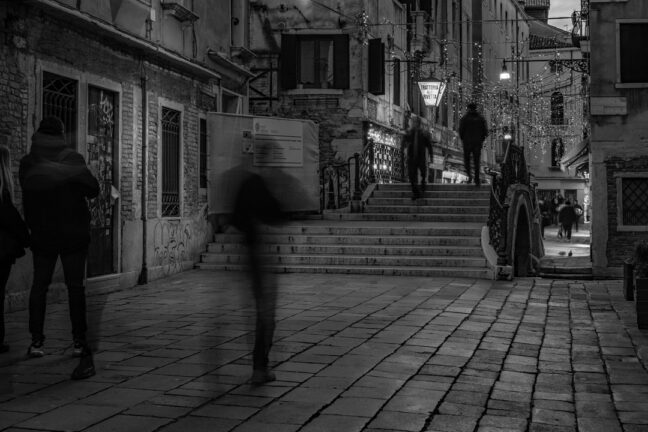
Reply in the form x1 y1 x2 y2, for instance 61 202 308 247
401 116 433 200
0 145 30 354
458 103 488 186
19 116 99 380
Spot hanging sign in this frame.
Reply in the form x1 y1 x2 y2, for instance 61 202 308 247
418 80 446 107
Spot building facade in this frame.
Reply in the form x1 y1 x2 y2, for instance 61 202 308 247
589 0 648 276
524 5 588 212
0 0 249 309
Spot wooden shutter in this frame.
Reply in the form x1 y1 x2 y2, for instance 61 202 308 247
620 23 648 83
333 34 349 89
368 38 385 95
281 34 297 90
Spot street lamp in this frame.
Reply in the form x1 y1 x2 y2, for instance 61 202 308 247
499 60 511 81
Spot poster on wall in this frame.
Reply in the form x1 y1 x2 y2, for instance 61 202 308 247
253 117 303 167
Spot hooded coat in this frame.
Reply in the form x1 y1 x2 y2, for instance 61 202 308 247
19 131 99 255
458 110 489 149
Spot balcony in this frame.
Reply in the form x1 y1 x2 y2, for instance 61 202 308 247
160 0 198 23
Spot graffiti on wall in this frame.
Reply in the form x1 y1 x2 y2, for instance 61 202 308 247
152 204 211 276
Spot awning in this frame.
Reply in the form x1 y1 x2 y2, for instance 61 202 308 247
561 138 589 168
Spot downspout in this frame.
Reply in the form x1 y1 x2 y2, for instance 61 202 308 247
138 60 148 285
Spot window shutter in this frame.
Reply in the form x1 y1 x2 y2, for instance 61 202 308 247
280 34 297 90
620 24 648 83
333 34 349 89
368 38 385 95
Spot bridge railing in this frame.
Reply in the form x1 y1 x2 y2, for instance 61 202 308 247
486 142 532 266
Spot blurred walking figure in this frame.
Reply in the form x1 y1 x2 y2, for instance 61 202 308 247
538 198 550 240
558 200 577 242
0 145 30 354
19 117 99 380
573 199 583 232
458 102 488 187
401 116 433 200
230 168 284 385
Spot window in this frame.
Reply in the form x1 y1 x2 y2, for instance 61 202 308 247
620 177 648 227
551 91 564 125
281 34 349 90
161 107 181 217
393 58 401 106
42 71 78 148
619 22 648 83
551 138 564 167
368 38 385 95
199 118 207 189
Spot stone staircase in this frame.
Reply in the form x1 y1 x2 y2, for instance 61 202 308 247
197 183 493 278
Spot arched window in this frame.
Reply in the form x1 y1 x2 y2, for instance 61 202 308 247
551 138 564 167
551 91 564 125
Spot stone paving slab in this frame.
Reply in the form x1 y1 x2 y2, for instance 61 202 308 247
0 270 647 432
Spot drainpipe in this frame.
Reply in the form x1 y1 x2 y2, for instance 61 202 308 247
138 60 148 285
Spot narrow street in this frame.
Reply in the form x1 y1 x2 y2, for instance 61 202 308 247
1 270 646 432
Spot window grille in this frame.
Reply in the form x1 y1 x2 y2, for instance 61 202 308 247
162 107 181 217
42 71 77 148
199 118 207 189
622 178 648 225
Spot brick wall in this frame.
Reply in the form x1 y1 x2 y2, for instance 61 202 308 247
606 156 648 266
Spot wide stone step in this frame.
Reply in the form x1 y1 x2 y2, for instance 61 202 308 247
212 234 482 246
372 190 490 199
207 243 483 256
196 263 493 279
200 253 488 267
367 197 490 206
253 225 483 237
375 183 487 191
364 205 489 215
323 213 488 223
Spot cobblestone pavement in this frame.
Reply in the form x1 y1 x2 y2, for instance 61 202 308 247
1 270 647 432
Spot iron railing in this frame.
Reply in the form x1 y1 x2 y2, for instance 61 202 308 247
360 139 405 190
161 107 181 217
487 142 531 265
320 154 362 211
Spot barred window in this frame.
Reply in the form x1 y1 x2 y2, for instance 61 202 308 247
622 177 648 226
161 107 181 217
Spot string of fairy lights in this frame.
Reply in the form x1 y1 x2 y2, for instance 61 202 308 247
278 0 588 156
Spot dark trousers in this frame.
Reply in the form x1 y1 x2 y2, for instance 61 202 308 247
562 223 573 240
29 250 88 343
408 159 428 198
0 262 11 345
247 239 276 372
463 144 481 185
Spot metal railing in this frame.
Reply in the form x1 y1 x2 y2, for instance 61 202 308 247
486 142 531 265
320 154 362 211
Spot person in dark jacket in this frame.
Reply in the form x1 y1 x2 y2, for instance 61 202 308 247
458 103 488 186
401 116 433 200
230 168 285 385
558 200 578 241
19 117 99 380
0 145 30 354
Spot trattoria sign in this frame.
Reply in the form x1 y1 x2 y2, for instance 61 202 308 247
418 80 446 107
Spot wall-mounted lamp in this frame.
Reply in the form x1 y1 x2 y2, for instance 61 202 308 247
499 60 511 81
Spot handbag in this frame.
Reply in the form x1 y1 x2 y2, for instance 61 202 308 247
0 229 25 262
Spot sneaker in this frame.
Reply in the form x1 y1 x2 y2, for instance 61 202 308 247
71 345 95 380
71 354 95 380
73 341 84 357
27 341 45 358
250 369 276 385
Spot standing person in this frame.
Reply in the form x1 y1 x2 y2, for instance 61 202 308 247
401 116 433 200
0 145 30 354
538 199 550 240
558 200 577 242
230 168 284 385
573 199 583 232
19 117 99 380
458 102 488 187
